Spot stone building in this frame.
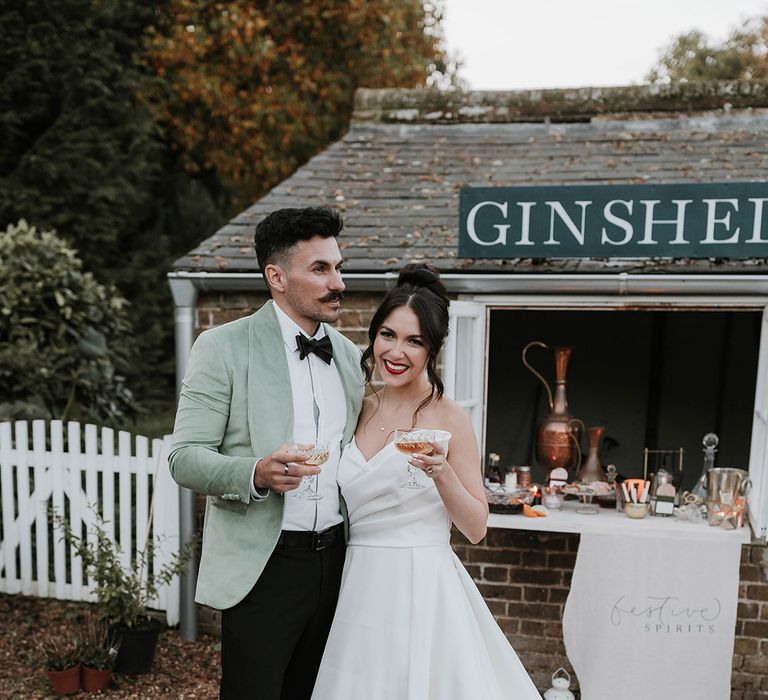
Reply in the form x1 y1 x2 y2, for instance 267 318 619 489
171 83 768 696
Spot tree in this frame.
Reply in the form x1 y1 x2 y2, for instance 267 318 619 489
0 1 452 414
141 0 453 208
0 220 136 425
647 18 768 83
0 0 165 276
0 0 226 405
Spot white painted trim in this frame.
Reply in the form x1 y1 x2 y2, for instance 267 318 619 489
461 294 768 309
443 301 487 452
748 308 768 541
168 270 768 296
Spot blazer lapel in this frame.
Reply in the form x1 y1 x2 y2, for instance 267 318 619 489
327 328 362 446
247 301 293 454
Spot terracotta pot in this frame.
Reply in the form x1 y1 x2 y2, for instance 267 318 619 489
47 664 81 695
82 666 112 692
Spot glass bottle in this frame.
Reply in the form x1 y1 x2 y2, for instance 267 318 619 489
486 452 501 484
691 433 718 499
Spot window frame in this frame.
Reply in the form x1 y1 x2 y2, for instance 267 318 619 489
445 290 768 540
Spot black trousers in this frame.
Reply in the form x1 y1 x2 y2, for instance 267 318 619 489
220 535 346 700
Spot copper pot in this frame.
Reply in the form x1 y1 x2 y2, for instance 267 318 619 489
523 342 582 478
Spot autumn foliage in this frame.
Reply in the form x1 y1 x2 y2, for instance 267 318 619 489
142 0 448 208
0 0 448 411
647 17 768 83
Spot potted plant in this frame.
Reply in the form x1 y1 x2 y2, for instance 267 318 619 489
36 632 82 695
80 613 119 691
54 512 197 675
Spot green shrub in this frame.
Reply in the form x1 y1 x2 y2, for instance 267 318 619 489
80 613 119 670
0 219 136 425
35 631 82 671
54 511 198 630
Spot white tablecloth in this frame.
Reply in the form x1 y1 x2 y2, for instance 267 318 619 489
563 531 742 700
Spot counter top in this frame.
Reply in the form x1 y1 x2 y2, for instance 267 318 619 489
487 500 753 542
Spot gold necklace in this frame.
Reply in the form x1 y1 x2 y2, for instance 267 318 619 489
377 389 389 432
376 388 424 432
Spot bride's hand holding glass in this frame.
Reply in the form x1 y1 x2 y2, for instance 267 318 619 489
394 429 434 489
408 440 447 481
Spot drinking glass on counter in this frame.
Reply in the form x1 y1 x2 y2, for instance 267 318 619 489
542 486 563 510
576 488 599 515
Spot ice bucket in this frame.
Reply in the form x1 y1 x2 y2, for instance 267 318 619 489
705 468 751 526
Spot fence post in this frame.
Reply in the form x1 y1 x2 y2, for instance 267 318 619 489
0 422 18 594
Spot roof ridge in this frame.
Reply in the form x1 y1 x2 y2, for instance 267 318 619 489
353 81 768 124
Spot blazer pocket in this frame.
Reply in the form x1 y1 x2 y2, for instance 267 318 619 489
211 495 248 515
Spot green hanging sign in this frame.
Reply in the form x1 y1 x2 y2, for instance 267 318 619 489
459 182 768 259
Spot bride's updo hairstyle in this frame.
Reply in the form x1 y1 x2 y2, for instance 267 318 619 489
361 263 451 414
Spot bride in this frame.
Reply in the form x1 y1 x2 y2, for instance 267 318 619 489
311 264 541 699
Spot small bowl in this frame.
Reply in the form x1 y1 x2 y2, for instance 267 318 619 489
486 487 534 514
624 502 650 519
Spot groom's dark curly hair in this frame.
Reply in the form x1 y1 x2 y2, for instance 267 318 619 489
254 206 344 271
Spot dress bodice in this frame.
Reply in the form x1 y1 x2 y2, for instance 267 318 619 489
338 437 452 547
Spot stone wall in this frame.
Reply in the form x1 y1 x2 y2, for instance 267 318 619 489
191 291 768 698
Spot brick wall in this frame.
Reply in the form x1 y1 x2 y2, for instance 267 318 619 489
451 528 577 692
191 291 768 698
196 290 383 338
735 542 768 698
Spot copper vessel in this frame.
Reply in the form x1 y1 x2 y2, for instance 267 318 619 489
522 342 582 478
577 425 607 483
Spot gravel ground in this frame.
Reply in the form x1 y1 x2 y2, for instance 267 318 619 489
0 594 221 699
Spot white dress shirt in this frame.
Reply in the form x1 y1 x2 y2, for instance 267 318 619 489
258 302 347 532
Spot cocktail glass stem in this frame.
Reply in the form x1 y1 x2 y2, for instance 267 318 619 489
401 464 423 490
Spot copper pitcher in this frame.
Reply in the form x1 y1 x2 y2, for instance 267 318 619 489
522 342 582 477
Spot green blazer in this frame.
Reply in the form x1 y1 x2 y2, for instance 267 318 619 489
169 300 365 610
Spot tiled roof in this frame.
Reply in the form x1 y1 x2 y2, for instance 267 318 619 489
174 84 768 274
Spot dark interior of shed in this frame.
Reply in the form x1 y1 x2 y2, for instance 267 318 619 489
485 308 762 490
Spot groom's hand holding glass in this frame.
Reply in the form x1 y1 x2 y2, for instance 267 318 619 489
289 439 330 500
252 443 322 494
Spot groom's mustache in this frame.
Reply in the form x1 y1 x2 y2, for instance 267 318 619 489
320 292 344 303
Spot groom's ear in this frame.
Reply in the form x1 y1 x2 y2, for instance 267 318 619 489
264 263 286 293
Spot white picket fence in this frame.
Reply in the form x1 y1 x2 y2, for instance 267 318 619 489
0 420 181 625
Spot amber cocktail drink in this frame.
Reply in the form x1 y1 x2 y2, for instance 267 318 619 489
394 429 434 489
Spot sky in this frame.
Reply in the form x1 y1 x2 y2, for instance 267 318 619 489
442 0 768 90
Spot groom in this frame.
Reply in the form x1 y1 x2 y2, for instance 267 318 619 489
169 206 364 699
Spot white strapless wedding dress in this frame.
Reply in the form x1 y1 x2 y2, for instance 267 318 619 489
311 438 541 699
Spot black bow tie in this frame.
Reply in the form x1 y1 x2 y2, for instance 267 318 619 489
296 334 333 364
